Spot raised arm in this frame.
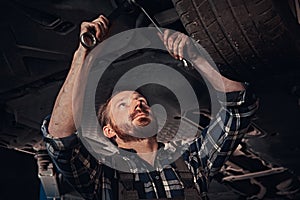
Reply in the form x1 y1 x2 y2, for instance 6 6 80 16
161 29 244 93
161 30 258 196
41 15 111 200
48 15 109 138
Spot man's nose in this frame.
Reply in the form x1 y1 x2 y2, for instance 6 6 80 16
134 100 143 111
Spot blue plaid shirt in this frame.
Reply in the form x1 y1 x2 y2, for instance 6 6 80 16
42 89 258 200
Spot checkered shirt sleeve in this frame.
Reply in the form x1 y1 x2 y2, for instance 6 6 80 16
41 117 104 200
182 87 258 193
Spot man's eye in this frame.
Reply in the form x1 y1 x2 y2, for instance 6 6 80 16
138 98 147 104
118 102 126 108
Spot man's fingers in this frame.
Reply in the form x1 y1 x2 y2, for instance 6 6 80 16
161 29 198 64
162 30 193 60
92 15 109 41
173 34 183 59
165 31 181 58
80 22 91 33
78 15 110 50
93 22 103 41
167 32 185 59
178 35 188 60
93 15 109 26
96 22 105 41
162 30 174 57
168 33 179 53
163 29 170 51
99 15 109 27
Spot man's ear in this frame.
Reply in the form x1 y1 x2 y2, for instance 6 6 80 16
103 124 116 138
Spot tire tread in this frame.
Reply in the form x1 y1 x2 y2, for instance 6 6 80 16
172 0 290 80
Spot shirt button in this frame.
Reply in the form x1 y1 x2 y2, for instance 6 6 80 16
155 176 160 180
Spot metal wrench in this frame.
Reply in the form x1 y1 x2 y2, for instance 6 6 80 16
80 0 162 49
130 0 163 34
80 0 193 69
131 0 191 68
80 6 123 49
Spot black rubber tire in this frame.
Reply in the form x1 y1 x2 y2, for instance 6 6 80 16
172 0 298 81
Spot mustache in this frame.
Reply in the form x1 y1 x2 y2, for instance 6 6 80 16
129 109 150 120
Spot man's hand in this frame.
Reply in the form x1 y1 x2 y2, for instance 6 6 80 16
79 15 110 52
160 29 196 61
160 29 245 93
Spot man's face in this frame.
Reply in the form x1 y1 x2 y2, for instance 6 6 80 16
107 91 158 140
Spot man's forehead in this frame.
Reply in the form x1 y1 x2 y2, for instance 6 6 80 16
111 90 144 102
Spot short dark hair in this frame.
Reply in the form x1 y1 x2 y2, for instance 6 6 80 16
97 97 118 146
97 98 112 128
96 90 123 128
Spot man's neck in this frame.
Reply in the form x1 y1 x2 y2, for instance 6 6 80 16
117 137 158 166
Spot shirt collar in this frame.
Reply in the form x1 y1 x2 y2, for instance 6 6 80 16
119 142 165 153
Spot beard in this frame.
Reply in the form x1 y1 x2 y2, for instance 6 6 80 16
110 113 159 143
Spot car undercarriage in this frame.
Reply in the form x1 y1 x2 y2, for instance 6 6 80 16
0 0 300 199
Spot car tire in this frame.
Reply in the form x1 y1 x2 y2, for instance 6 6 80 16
172 0 300 81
